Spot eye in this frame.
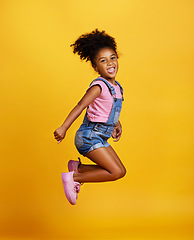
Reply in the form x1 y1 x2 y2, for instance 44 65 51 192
100 59 106 63
111 56 116 60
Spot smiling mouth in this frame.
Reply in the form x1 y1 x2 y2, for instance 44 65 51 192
107 67 115 74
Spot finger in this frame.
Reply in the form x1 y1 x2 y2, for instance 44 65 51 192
111 130 116 138
55 133 62 138
117 130 122 137
53 129 58 134
54 132 59 137
113 135 121 142
55 136 62 141
111 133 116 138
113 137 120 142
117 128 122 134
116 132 121 138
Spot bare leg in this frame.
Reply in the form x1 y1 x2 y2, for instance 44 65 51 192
78 145 126 174
106 145 126 176
73 146 126 183
78 163 104 173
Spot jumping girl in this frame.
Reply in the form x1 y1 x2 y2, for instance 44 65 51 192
54 29 126 205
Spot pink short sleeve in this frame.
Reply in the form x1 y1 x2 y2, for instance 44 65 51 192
87 80 122 122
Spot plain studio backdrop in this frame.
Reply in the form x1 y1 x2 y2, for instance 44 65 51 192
0 0 193 240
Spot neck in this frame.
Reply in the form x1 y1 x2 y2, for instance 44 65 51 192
99 76 116 85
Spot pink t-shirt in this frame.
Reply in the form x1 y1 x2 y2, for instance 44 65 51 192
87 80 122 122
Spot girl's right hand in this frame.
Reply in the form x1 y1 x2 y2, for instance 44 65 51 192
53 85 101 144
53 126 66 144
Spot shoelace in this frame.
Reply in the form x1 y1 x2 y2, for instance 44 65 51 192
74 182 81 193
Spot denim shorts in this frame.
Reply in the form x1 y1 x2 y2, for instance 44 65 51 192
74 122 114 156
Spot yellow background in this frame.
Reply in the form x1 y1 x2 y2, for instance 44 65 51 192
0 0 193 239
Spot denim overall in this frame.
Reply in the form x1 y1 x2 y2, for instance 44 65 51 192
75 77 124 156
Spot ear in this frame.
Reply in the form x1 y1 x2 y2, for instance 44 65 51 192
93 64 99 73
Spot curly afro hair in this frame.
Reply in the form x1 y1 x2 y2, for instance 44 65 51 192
70 29 118 66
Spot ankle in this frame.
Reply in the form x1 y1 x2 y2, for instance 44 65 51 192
73 171 80 181
78 163 84 173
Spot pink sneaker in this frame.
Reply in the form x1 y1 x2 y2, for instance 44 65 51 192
61 171 80 205
68 158 81 173
74 182 81 199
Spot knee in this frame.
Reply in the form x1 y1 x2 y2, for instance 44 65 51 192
112 166 126 180
120 166 127 179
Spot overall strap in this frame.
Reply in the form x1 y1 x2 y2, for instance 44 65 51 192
115 80 123 96
89 78 116 96
115 80 124 101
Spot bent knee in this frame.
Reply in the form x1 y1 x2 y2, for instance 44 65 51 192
120 166 126 179
111 166 126 180
121 166 127 178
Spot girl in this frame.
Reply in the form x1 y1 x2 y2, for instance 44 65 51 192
54 29 126 205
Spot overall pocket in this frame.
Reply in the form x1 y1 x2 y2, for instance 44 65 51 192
113 106 121 125
74 131 84 148
92 123 114 139
93 123 107 133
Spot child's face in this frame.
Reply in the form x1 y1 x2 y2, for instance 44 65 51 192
93 47 118 82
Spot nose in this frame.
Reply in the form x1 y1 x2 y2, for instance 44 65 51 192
107 59 113 66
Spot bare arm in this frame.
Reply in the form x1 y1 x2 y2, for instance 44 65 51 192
54 85 101 143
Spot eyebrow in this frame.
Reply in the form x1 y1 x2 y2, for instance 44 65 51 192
98 54 116 61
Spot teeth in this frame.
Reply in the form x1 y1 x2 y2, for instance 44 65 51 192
107 67 115 73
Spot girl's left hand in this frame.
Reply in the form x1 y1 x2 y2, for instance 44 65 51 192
111 121 122 142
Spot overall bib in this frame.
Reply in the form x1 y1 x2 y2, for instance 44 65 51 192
75 78 123 156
